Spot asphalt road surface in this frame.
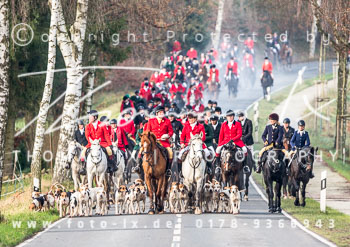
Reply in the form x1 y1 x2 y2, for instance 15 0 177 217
20 61 334 247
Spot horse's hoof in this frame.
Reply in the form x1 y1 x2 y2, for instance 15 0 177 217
268 208 274 213
294 200 300 206
158 210 164 214
276 207 282 213
244 195 248 201
301 202 306 207
148 209 155 215
283 195 288 200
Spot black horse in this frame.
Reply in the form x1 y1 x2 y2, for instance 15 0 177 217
262 149 286 213
173 92 185 110
290 146 318 207
261 71 273 100
243 148 255 201
225 71 239 97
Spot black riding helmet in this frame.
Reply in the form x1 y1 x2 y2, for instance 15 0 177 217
283 118 291 124
155 106 165 114
77 120 84 125
298 120 305 126
88 110 98 120
110 119 117 124
100 116 109 122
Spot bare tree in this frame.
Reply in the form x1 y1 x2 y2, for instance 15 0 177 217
213 0 225 50
0 0 10 198
30 0 58 192
53 0 89 182
309 0 350 157
309 0 322 58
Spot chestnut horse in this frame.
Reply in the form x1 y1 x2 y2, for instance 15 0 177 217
141 131 168 214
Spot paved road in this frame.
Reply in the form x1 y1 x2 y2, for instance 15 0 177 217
20 61 334 247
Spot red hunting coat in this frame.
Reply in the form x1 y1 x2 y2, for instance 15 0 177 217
218 121 245 147
262 62 273 73
145 117 174 148
180 121 206 148
119 119 136 138
111 127 128 152
226 61 238 75
85 121 112 148
208 69 219 83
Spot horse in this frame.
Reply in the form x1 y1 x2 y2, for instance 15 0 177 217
243 148 254 201
261 71 273 101
225 71 239 97
66 141 87 191
182 133 206 215
290 147 318 207
282 138 292 199
141 131 168 214
111 142 126 187
219 141 243 188
262 148 286 213
86 138 108 189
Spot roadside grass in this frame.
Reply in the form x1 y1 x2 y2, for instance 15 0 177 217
249 73 350 246
252 172 350 247
0 173 73 247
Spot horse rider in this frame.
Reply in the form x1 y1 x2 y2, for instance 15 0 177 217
214 107 225 124
208 64 220 86
75 120 88 146
225 57 238 80
198 114 215 175
132 117 149 173
209 115 222 147
237 111 254 153
289 120 314 178
256 113 288 173
110 118 129 173
282 118 295 147
80 110 117 173
178 111 213 177
214 110 250 174
261 56 274 80
143 106 174 176
120 94 135 113
168 109 183 149
243 49 254 71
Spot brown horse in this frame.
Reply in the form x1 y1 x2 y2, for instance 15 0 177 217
141 131 168 214
219 141 243 188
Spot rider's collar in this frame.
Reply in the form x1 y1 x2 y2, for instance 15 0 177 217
297 130 305 135
190 121 197 129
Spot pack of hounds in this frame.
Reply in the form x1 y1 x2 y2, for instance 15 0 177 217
29 179 242 217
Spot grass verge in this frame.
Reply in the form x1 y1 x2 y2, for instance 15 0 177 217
248 73 350 246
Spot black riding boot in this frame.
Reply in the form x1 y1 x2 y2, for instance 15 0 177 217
243 158 250 174
206 162 213 175
133 155 141 173
256 156 262 174
166 159 172 177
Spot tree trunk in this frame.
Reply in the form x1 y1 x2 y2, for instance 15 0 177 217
335 49 348 159
84 45 97 115
0 0 10 198
30 0 58 192
309 0 321 59
213 0 225 50
53 0 89 182
3 101 15 177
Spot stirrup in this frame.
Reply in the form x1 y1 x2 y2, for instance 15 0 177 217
166 169 172 177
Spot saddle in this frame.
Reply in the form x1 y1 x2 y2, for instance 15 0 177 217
156 142 169 164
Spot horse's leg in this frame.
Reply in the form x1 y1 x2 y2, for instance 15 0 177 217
144 173 155 214
301 182 307 207
156 177 164 213
294 180 300 206
195 178 203 215
275 181 282 213
265 179 273 213
282 174 288 199
87 170 93 189
244 173 249 201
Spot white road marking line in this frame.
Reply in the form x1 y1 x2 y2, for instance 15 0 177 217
171 214 182 247
250 177 337 247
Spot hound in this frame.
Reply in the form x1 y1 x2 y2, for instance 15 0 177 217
178 183 189 213
229 185 241 215
115 185 128 215
169 182 180 213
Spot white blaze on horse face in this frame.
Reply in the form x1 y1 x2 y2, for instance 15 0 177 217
143 142 148 149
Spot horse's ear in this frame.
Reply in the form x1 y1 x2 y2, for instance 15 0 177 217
315 147 318 154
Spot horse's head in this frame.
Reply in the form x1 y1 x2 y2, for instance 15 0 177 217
141 131 156 154
66 141 81 168
297 146 317 172
282 138 290 150
189 133 203 157
89 138 102 164
266 149 282 173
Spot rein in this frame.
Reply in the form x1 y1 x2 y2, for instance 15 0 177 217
91 146 103 165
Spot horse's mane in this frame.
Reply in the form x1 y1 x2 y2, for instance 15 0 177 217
142 131 157 143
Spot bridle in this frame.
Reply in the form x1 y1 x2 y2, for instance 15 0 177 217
68 144 80 165
188 137 204 169
90 145 102 165
142 135 155 166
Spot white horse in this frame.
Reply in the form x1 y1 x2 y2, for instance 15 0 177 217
182 133 206 215
66 141 87 191
86 138 108 189
111 141 126 187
